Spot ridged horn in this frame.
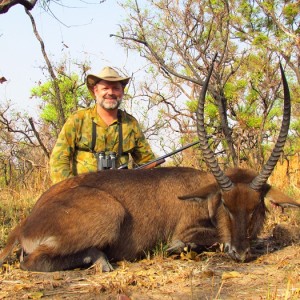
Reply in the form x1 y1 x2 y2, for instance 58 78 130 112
249 63 291 191
196 54 234 191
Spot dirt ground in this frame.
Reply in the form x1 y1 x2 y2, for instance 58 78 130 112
0 221 300 299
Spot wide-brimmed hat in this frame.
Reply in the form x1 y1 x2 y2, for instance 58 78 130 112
86 66 131 98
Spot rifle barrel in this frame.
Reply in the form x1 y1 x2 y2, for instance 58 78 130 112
135 141 200 170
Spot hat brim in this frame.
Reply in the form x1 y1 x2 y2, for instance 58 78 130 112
86 74 131 98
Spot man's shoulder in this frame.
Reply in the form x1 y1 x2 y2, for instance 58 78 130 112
120 110 138 123
69 106 96 120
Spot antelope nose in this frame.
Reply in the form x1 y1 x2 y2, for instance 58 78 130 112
224 243 231 253
231 246 251 262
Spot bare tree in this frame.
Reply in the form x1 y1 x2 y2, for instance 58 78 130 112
0 102 51 188
112 0 299 170
112 0 243 166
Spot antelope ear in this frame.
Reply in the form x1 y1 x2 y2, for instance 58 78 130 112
178 183 220 202
178 183 221 227
266 186 300 208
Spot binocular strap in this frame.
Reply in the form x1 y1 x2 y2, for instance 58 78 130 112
117 110 123 158
90 110 123 157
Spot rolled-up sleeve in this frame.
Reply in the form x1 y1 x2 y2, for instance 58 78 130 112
49 116 77 184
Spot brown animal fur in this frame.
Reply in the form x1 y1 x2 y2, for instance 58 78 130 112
0 167 299 271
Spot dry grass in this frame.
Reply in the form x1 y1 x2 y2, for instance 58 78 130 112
0 238 299 299
0 187 41 248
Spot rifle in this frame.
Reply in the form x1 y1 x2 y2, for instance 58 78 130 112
134 141 200 170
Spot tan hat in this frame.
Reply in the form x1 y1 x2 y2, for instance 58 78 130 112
86 66 131 98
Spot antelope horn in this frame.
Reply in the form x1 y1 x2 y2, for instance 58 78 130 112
249 63 291 191
196 54 234 191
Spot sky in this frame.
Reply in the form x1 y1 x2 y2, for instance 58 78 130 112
0 0 142 117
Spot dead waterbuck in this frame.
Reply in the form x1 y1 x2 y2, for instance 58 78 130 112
0 62 299 272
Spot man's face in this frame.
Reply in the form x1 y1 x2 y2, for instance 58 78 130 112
94 80 124 110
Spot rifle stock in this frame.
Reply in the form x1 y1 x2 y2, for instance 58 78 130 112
135 158 166 170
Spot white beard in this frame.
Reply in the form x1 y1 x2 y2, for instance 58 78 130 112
98 97 122 110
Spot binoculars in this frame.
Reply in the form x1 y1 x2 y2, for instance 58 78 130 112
95 151 117 170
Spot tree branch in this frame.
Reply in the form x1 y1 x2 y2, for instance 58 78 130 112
28 117 50 158
25 8 66 128
0 0 37 14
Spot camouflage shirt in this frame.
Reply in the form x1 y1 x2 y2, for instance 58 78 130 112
49 106 155 184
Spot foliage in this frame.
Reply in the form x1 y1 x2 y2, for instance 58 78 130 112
30 60 94 137
112 0 300 170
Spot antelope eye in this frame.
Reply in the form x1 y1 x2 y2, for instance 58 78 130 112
250 202 261 218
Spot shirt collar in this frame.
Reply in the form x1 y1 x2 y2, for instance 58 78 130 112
91 105 119 127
